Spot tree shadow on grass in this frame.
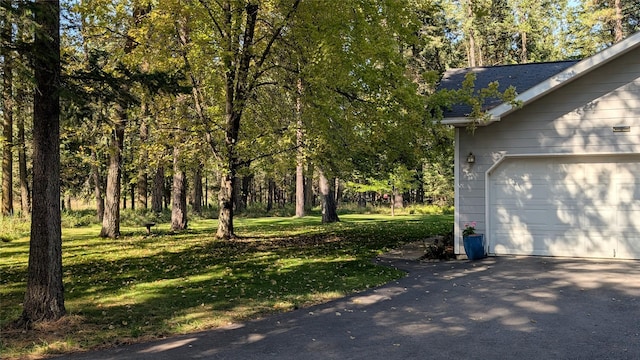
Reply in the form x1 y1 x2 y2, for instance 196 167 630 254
1 216 453 357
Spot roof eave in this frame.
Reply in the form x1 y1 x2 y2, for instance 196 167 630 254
440 115 501 127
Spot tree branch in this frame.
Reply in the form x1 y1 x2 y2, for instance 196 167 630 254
237 144 300 168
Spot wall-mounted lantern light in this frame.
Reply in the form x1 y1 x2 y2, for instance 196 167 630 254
466 152 475 164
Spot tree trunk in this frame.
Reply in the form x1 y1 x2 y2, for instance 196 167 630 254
295 77 305 217
240 174 252 211
466 1 476 67
2 12 14 216
319 170 339 223
393 192 404 214
171 146 188 231
390 187 396 217
214 2 257 239
21 0 66 325
65 194 71 211
305 163 314 209
99 4 148 236
520 31 528 63
136 118 148 209
129 182 135 210
99 105 125 238
415 167 424 204
91 150 104 222
192 167 202 215
164 176 171 210
152 166 164 213
204 177 209 208
295 157 305 217
266 178 275 212
233 175 244 212
17 89 30 215
613 0 624 42
136 171 147 209
216 169 235 239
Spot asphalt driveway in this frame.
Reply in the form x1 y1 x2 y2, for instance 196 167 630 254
56 256 640 360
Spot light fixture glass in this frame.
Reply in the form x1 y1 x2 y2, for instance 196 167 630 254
467 152 475 164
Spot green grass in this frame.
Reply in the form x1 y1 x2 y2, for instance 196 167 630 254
0 213 452 359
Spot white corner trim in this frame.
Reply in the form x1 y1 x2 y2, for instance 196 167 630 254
454 128 461 254
483 150 640 255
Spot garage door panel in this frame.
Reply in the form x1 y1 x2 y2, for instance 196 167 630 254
617 232 640 259
618 183 640 200
489 156 640 260
582 206 617 227
493 232 583 257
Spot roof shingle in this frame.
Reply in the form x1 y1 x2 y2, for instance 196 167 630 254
438 60 580 118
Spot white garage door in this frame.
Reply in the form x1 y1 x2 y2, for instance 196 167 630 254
489 156 640 259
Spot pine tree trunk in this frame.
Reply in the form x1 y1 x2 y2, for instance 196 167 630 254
319 170 339 223
100 105 125 238
129 182 135 210
295 77 305 217
2 13 14 216
136 119 148 209
164 176 171 210
152 166 164 213
171 147 188 231
466 1 477 67
520 31 528 63
99 4 148 236
91 149 104 222
266 178 275 212
613 0 623 42
21 0 65 325
17 94 30 215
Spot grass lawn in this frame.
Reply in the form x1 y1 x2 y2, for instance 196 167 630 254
0 213 452 359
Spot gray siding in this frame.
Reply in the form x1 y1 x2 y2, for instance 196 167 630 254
456 47 640 252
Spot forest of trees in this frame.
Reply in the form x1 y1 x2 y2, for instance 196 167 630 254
1 0 639 323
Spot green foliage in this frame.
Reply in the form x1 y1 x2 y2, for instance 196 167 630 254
1 214 452 358
347 165 418 195
0 217 30 243
339 203 453 216
61 210 99 228
119 208 172 227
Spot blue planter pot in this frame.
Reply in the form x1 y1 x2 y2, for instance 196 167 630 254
463 234 485 260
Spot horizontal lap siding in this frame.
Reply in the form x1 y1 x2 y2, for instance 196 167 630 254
457 47 640 248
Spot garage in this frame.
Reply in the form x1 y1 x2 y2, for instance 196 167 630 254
489 155 640 259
